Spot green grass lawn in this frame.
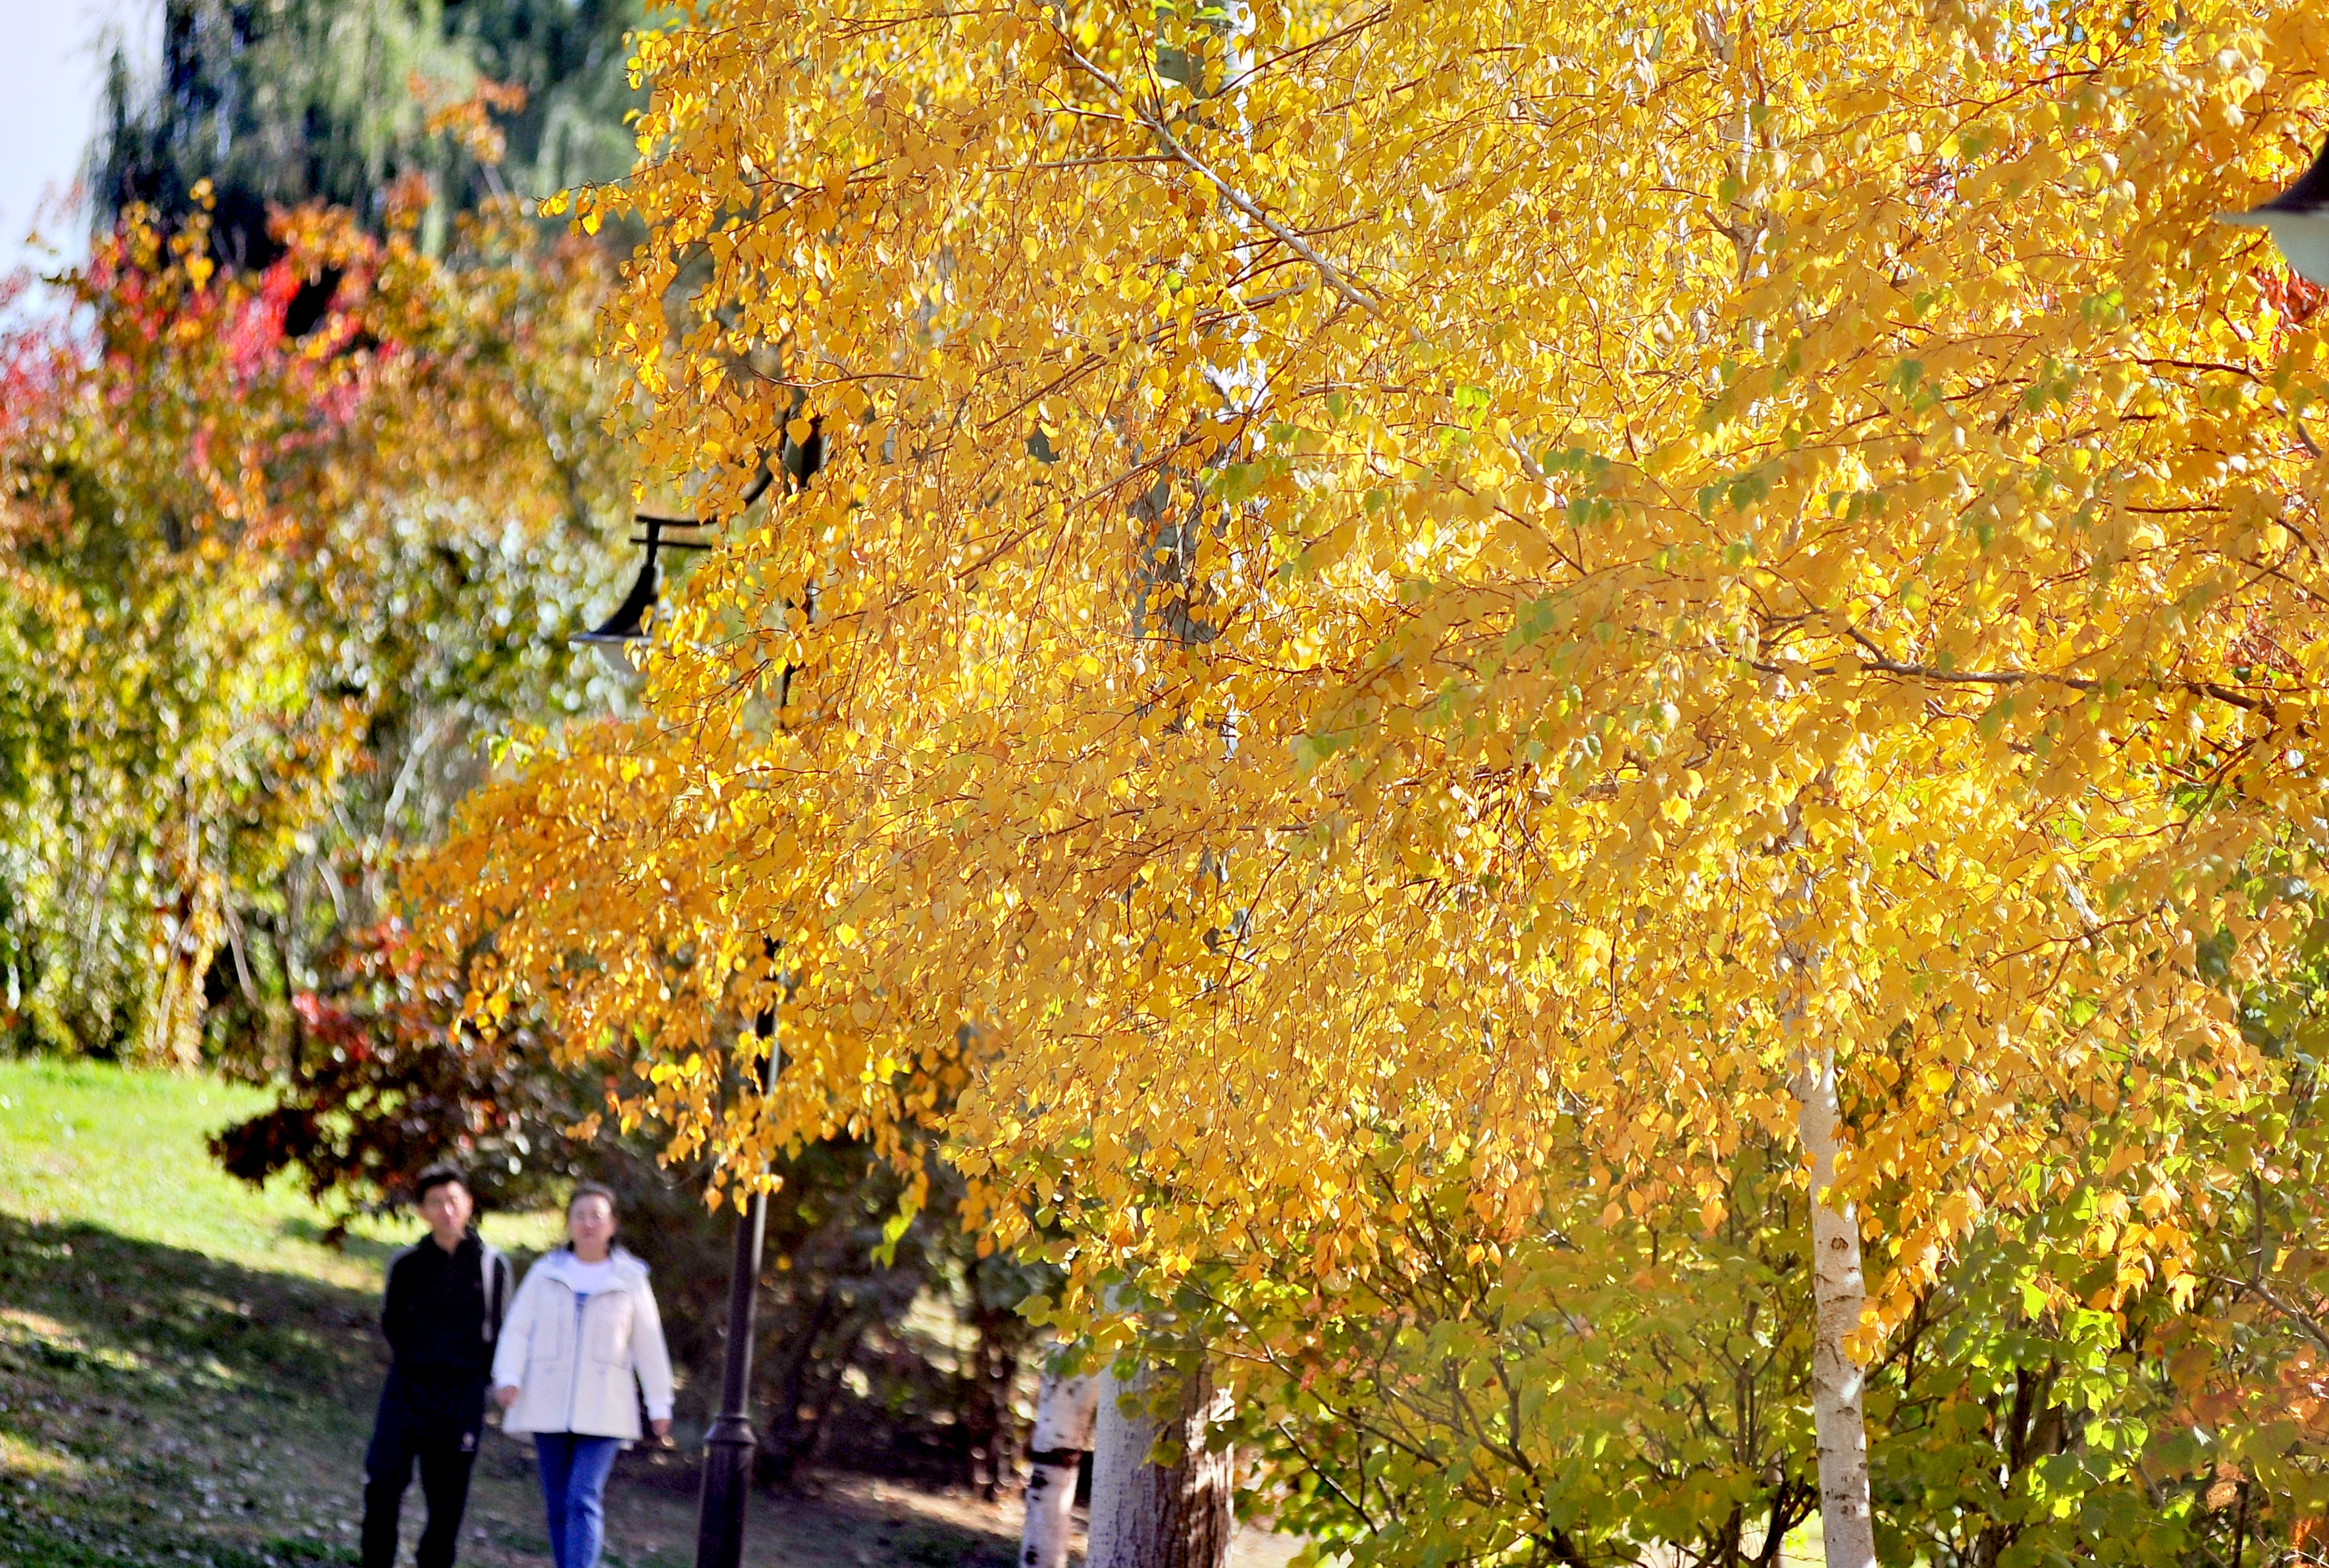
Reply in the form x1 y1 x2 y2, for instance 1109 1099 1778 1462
0 1056 560 1568
0 1057 560 1289
0 1058 1028 1568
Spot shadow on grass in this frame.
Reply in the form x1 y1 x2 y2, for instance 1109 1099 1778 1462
0 1213 383 1407
0 1213 384 1567
275 1214 398 1268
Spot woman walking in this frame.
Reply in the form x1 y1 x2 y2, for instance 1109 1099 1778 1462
490 1183 674 1568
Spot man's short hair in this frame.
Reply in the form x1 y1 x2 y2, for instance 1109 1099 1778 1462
567 1180 617 1216
413 1163 471 1203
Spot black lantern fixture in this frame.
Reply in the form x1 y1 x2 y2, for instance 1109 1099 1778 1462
571 469 775 654
570 514 712 648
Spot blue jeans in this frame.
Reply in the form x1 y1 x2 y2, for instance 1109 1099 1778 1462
533 1433 622 1568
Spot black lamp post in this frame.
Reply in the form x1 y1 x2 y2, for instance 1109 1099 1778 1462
571 513 712 648
694 999 776 1568
571 468 774 656
569 446 815 1568
567 501 771 1567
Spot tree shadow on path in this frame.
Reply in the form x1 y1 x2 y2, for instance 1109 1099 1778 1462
0 1211 384 1567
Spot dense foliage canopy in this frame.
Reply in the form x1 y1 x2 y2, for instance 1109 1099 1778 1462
436 0 2325 1314
272 0 2329 1555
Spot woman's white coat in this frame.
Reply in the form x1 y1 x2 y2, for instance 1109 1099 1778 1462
490 1246 674 1440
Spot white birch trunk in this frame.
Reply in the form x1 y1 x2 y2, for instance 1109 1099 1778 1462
1798 1043 1872 1556
1087 1363 1236 1568
1777 811 1876 1568
1020 1368 1099 1568
1796 1045 1875 1567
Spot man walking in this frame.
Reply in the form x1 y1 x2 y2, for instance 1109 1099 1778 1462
361 1164 512 1568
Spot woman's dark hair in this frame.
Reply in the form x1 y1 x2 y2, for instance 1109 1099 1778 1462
413 1163 469 1203
567 1180 618 1217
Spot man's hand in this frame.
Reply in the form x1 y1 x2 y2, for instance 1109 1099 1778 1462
651 1418 671 1440
494 1385 520 1409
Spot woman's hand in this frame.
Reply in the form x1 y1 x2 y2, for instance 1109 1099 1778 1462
651 1418 671 1440
494 1385 521 1409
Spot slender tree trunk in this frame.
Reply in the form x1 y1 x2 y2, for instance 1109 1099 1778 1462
1020 1367 1099 1568
964 1311 1023 1499
1087 1363 1235 1568
1794 1041 1875 1567
1776 797 1875 1568
1092 13 1255 1554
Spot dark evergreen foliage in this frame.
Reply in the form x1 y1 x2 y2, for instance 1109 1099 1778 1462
88 0 644 267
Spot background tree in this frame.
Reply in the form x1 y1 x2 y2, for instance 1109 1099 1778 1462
88 0 648 269
0 190 633 1063
1 0 666 1069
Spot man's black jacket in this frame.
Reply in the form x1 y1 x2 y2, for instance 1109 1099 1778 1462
381 1232 512 1381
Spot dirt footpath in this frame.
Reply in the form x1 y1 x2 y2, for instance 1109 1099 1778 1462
459 1444 1304 1567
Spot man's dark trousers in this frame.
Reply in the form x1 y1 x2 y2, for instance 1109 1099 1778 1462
361 1368 485 1568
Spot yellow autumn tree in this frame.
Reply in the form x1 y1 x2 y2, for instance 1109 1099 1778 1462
418 0 2329 1558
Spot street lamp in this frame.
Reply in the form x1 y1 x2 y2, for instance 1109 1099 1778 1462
566 446 815 1568
569 480 766 671
570 513 712 648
